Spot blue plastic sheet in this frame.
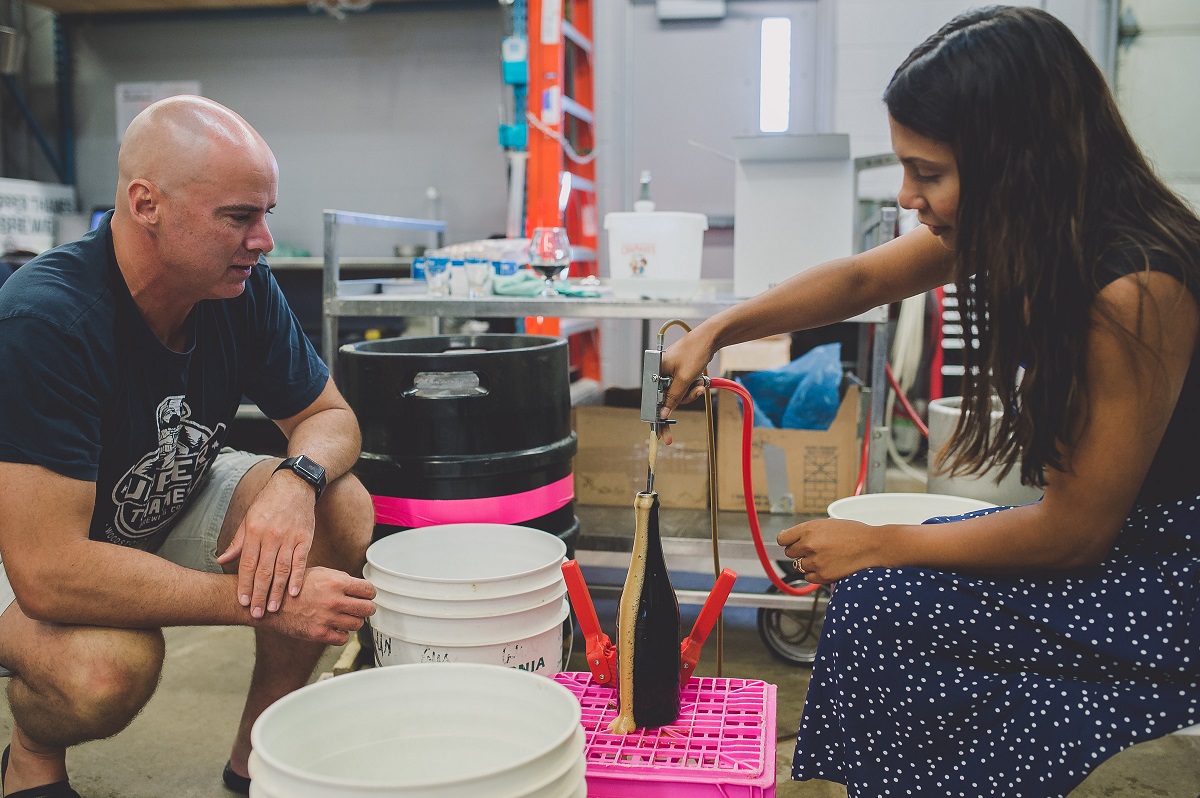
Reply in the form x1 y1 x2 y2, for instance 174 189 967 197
736 343 842 431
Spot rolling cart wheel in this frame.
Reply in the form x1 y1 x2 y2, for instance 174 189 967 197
756 569 831 666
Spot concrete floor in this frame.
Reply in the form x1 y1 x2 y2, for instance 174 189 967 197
0 504 1196 797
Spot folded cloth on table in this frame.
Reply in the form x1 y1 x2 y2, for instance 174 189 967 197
492 271 600 298
492 271 546 296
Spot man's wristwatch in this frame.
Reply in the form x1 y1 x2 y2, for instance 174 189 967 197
274 455 327 501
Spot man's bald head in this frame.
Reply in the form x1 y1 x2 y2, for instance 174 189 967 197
116 96 272 205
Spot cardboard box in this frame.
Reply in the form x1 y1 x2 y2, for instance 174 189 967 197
718 383 860 515
716 334 792 374
573 389 711 509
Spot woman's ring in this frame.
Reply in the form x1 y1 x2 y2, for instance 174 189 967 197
793 557 805 573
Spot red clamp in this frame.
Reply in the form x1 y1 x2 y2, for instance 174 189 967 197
562 560 617 687
679 568 738 684
562 561 738 688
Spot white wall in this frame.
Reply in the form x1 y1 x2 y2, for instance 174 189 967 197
69 5 510 257
834 0 1116 199
26 0 1118 257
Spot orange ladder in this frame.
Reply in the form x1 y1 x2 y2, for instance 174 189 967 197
524 0 601 382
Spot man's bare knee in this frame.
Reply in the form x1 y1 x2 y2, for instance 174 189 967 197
312 473 373 572
59 628 165 739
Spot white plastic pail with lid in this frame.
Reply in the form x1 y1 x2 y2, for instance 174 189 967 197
248 663 587 798
605 210 708 299
364 524 568 676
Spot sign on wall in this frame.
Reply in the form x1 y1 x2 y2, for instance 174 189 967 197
0 177 79 255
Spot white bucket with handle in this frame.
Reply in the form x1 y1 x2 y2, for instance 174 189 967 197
248 663 587 798
364 524 568 675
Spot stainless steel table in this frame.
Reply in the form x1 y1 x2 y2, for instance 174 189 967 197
322 289 743 361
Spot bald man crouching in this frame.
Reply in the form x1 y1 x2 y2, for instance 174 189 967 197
0 96 376 796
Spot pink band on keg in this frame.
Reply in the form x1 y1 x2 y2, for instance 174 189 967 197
371 474 575 527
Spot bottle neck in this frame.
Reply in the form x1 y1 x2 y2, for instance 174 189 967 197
639 491 666 567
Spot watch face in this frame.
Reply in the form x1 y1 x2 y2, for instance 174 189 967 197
277 456 325 499
294 456 322 481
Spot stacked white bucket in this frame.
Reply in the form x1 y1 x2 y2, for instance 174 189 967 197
364 523 570 676
248 663 587 798
247 524 583 797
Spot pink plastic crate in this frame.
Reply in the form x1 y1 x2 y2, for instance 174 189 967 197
552 672 777 797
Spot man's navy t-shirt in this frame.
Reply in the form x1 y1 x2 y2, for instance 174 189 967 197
0 213 328 550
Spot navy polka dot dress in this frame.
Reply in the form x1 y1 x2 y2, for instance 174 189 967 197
791 497 1200 797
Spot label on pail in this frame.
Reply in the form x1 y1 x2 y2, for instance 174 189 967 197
620 243 656 277
372 624 563 675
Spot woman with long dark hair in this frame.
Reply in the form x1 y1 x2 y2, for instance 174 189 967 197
660 6 1199 795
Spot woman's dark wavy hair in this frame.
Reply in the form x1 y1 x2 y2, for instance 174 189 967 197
884 5 1200 486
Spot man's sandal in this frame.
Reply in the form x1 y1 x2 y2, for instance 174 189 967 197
222 760 250 795
0 745 82 798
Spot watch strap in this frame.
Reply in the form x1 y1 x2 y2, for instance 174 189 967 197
274 455 327 501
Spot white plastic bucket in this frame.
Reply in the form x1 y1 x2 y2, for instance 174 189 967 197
248 663 587 798
605 210 707 299
366 523 567 600
364 564 566 618
372 596 569 674
365 524 568 675
827 492 995 525
927 397 1045 505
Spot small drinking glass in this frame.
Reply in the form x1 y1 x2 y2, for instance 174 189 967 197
465 260 491 298
425 258 449 296
528 227 571 298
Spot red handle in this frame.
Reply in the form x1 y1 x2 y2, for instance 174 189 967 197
561 560 618 686
679 568 738 681
687 568 737 649
562 560 602 640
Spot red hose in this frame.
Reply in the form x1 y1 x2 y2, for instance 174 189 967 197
853 428 870 496
886 363 929 438
722 360 923 578
708 378 822 597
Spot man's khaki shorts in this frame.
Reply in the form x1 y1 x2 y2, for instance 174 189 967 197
0 448 275 641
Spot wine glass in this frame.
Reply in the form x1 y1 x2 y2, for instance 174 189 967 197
528 227 571 298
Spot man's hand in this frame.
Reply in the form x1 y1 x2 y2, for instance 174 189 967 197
255 566 376 646
217 475 317 619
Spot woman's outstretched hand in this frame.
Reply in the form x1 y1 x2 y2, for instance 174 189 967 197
657 328 718 444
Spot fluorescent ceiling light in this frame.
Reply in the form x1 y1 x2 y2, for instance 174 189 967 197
759 17 791 134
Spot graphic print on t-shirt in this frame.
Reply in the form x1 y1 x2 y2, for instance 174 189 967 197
107 395 225 545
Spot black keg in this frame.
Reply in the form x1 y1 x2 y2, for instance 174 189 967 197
340 334 579 554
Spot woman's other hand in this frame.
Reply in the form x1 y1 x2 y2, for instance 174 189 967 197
778 518 893 584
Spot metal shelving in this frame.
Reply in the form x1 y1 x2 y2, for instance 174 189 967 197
319 209 447 369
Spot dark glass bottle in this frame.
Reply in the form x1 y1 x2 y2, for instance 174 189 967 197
631 491 681 727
